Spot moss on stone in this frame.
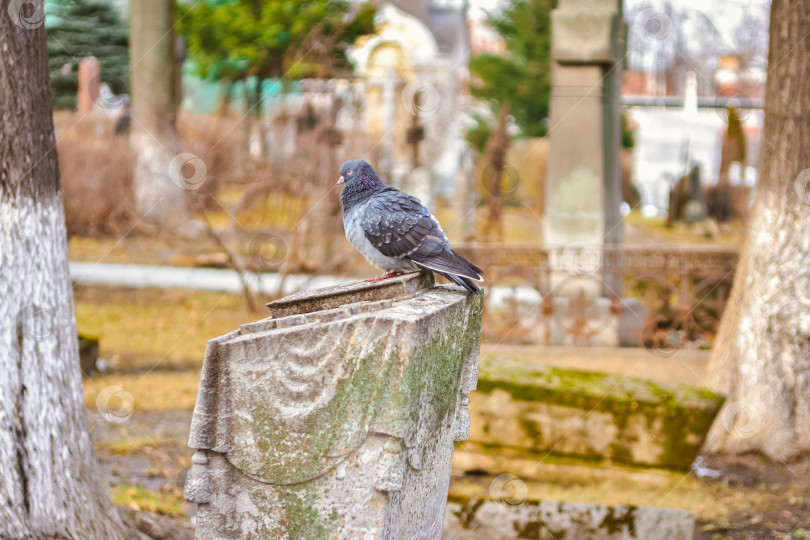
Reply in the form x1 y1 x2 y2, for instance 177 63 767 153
475 357 725 471
478 359 722 412
610 443 633 463
250 334 397 484
276 485 329 540
518 416 543 442
599 506 637 534
77 332 99 344
235 292 483 532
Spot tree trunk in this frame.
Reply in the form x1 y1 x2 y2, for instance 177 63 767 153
705 0 810 460
130 0 186 228
0 4 127 537
484 103 511 240
255 78 269 159
242 81 254 162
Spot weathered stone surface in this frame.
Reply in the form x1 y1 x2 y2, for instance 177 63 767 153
544 0 624 320
468 357 725 471
545 0 623 250
78 332 99 376
452 441 686 489
186 272 483 539
266 270 435 318
551 9 617 64
443 500 695 540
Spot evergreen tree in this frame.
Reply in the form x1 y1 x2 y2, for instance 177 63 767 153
178 0 376 84
469 0 554 140
178 0 376 158
47 0 129 110
466 0 555 238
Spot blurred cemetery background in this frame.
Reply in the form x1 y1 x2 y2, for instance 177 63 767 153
48 0 810 537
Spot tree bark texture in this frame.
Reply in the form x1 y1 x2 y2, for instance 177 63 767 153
706 0 810 460
130 0 187 227
484 103 511 241
0 3 127 537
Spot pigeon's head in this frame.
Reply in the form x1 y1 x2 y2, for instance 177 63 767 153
337 159 375 186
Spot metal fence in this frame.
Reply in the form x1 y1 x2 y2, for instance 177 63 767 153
454 243 739 348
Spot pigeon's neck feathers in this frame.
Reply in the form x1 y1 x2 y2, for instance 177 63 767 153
340 166 386 210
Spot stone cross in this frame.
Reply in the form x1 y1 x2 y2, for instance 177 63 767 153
184 272 483 539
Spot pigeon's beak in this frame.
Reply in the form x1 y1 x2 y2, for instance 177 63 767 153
337 176 345 185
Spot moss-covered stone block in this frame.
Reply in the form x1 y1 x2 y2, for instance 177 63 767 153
184 272 483 539
469 356 725 471
444 499 695 540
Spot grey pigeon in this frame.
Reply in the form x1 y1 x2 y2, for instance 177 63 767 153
337 159 483 293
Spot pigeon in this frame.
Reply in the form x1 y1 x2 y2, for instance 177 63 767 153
337 159 483 294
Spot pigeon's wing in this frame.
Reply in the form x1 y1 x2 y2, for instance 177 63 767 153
363 189 482 281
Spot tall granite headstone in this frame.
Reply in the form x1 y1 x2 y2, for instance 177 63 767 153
544 0 624 297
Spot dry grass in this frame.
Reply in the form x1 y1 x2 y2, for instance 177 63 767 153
69 236 224 266
111 483 185 516
625 210 744 245
55 112 136 237
84 371 200 412
97 436 183 456
74 285 253 371
480 344 711 387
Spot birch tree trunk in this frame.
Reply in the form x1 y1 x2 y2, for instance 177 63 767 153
130 0 187 228
0 4 127 537
705 0 810 460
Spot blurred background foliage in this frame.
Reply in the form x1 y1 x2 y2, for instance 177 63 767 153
47 0 130 110
468 0 554 142
178 0 376 82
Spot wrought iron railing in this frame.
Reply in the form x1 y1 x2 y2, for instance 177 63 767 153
454 243 740 349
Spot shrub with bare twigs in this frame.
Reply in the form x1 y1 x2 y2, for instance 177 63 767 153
55 112 136 237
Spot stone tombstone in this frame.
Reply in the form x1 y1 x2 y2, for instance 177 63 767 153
544 0 624 296
444 500 695 540
77 56 100 114
184 272 483 539
463 356 725 472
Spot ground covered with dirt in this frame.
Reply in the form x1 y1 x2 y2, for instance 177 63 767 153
92 406 809 539
694 453 810 539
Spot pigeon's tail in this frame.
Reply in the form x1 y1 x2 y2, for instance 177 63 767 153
450 250 484 277
414 251 483 280
439 271 481 294
414 250 483 294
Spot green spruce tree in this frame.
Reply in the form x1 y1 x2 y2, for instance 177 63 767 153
468 0 554 140
47 0 129 110
179 0 376 84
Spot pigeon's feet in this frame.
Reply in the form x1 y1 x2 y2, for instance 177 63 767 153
365 270 403 282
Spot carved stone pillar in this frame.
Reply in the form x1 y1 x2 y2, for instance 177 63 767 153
543 0 625 344
184 272 482 539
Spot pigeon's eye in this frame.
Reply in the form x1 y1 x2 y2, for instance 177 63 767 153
347 169 352 175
